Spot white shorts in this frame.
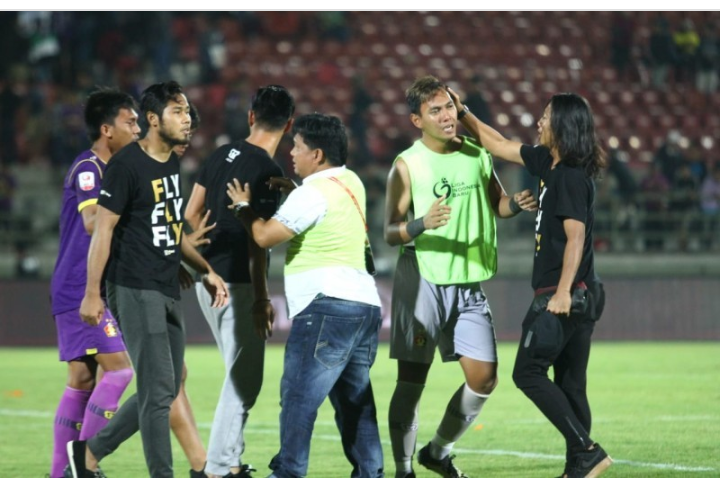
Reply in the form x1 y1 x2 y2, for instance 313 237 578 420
390 248 497 364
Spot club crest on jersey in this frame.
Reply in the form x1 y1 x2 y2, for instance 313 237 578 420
414 331 427 348
226 148 241 163
78 171 95 191
104 320 118 338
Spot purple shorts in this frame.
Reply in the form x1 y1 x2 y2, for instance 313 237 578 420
54 307 127 362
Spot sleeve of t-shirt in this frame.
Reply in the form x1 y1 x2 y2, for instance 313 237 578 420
555 170 589 224
272 185 326 234
249 159 284 220
520 144 552 177
194 156 209 189
73 160 104 213
98 159 135 216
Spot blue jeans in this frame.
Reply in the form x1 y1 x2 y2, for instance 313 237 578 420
269 295 384 478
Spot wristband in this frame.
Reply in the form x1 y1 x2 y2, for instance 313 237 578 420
509 197 522 215
457 104 470 120
233 201 250 217
406 217 426 239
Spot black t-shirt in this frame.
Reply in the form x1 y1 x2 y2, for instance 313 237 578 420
196 140 283 283
99 142 183 299
521 144 595 290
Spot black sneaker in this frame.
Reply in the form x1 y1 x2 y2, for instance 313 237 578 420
190 468 207 478
398 471 416 478
224 464 256 478
565 444 613 478
417 442 468 478
66 441 102 478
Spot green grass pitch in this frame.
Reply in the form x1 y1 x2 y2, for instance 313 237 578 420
0 342 718 478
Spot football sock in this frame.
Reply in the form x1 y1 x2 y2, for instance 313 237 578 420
79 368 133 440
388 381 425 477
51 386 91 477
430 383 489 460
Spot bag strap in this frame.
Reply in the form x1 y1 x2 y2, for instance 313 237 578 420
328 176 368 234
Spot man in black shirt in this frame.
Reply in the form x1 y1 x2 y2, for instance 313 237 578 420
184 85 295 478
71 81 229 478
448 87 611 478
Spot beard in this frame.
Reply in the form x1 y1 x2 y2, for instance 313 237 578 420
158 121 189 147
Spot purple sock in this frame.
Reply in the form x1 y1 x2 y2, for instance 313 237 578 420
79 368 133 441
51 387 91 478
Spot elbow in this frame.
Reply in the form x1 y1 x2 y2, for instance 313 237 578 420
253 233 273 249
383 228 400 247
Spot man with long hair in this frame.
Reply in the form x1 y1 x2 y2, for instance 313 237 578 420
448 87 611 478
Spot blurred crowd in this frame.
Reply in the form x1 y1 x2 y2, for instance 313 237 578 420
1 11 719 278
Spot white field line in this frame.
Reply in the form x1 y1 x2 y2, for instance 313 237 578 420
1 409 715 473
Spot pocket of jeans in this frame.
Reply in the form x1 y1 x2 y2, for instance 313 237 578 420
314 314 365 369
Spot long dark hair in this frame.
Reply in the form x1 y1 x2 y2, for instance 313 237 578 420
549 93 606 179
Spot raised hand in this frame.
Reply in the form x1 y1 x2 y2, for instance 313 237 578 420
423 195 452 229
226 178 252 207
267 176 298 196
514 189 538 211
185 210 216 247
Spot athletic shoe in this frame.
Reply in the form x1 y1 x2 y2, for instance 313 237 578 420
190 468 207 478
417 442 468 478
565 444 613 478
224 464 256 478
397 471 416 478
66 440 101 478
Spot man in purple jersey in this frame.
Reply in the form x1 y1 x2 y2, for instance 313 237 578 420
49 88 140 478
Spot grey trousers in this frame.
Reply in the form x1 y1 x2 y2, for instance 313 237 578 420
88 283 185 478
196 282 265 476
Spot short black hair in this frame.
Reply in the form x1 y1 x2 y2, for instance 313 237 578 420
84 88 137 142
292 114 348 167
139 80 185 128
406 75 445 115
251 84 295 130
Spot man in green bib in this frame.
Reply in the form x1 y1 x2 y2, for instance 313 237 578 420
384 75 536 478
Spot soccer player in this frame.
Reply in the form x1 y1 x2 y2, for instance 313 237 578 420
227 114 384 478
49 88 140 478
69 81 228 478
447 86 611 478
384 76 536 478
183 85 295 478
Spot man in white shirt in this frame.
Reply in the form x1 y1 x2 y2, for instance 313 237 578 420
226 113 384 478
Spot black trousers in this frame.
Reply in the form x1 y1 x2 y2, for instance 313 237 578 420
512 306 596 453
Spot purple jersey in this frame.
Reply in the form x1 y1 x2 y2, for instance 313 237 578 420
51 149 107 315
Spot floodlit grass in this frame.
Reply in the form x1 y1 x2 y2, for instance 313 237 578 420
0 342 718 478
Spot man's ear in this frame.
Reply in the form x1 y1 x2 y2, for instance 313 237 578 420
248 110 255 128
284 118 294 134
146 111 158 128
410 113 422 130
100 124 113 138
314 147 325 166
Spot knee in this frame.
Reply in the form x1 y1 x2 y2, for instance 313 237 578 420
67 365 95 390
467 372 498 395
103 367 134 390
68 373 95 390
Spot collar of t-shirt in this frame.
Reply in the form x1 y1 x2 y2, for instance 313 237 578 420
302 165 347 183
